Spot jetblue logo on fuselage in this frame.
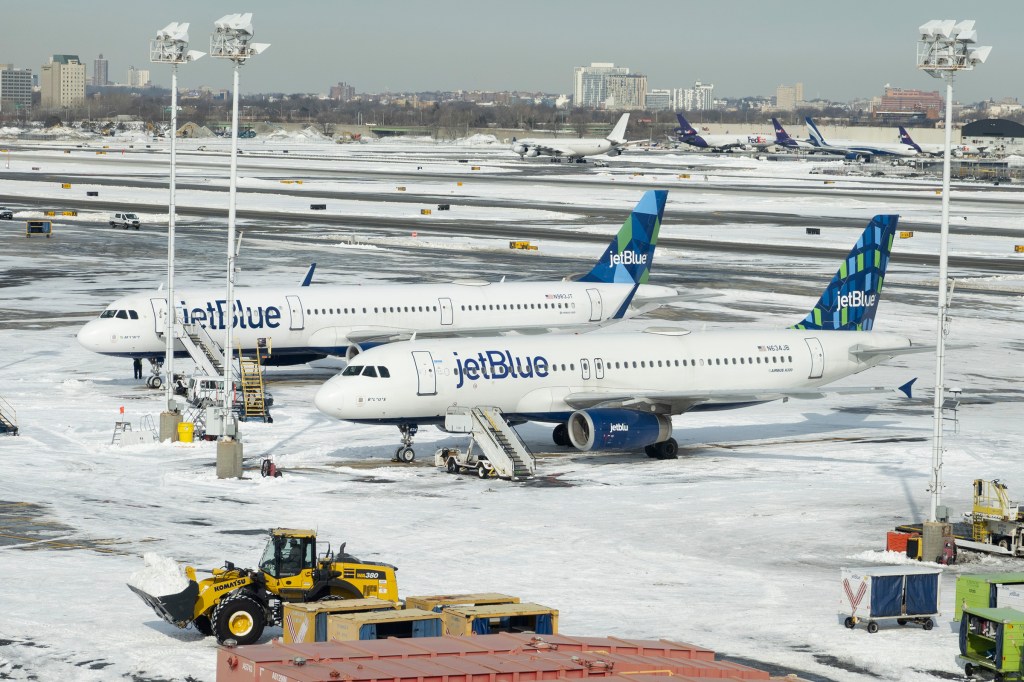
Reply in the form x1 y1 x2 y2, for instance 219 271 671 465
179 299 282 331
454 350 549 389
609 252 647 267
838 291 876 309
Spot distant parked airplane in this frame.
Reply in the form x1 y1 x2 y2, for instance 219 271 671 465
511 113 632 161
771 117 817 151
898 126 985 157
805 117 917 161
315 214 923 461
673 113 774 152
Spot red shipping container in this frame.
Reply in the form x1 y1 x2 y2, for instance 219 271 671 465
886 531 914 553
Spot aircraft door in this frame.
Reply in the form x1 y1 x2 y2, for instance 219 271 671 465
411 351 437 395
580 358 591 380
586 288 603 321
594 357 605 379
804 337 824 379
150 297 167 335
285 295 304 330
439 298 453 326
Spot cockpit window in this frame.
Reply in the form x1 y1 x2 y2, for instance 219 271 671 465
342 365 363 376
115 310 129 319
378 366 390 378
362 366 378 378
128 310 139 319
100 310 116 318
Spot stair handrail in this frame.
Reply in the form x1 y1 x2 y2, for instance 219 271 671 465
0 393 16 429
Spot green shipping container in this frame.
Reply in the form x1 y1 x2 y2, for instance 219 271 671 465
959 606 1024 679
955 573 1024 621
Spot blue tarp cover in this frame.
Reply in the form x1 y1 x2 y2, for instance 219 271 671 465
871 575 904 617
359 623 376 640
906 573 939 615
412 618 441 637
535 613 553 635
472 617 491 635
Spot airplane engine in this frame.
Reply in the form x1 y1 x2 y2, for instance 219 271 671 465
511 143 527 154
567 408 672 451
525 148 540 158
606 148 621 157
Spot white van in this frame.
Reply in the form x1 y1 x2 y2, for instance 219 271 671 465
110 212 140 229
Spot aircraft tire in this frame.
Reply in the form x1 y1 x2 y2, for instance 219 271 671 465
446 457 459 474
645 444 658 458
397 447 415 463
656 439 679 459
151 375 162 389
552 423 570 447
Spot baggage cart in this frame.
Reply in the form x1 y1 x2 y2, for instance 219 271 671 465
840 565 941 633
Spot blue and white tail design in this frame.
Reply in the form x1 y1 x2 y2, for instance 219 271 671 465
898 126 923 152
805 116 827 147
675 113 698 138
580 190 667 286
772 117 795 146
791 215 899 331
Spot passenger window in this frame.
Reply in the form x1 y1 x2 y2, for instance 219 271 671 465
342 365 362 376
378 367 390 378
128 310 139 319
363 366 378 377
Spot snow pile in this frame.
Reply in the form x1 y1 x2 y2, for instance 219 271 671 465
458 133 500 146
0 126 24 137
44 125 96 140
127 553 190 596
847 550 937 566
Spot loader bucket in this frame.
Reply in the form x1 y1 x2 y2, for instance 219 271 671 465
128 581 199 628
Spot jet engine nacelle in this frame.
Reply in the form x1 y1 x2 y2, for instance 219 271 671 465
567 408 673 451
512 143 527 154
606 148 622 157
525 148 540 158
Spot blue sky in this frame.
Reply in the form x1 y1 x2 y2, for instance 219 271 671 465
4 1 1017 102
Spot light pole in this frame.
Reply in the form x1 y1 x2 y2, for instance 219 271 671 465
209 13 269 477
150 22 204 441
916 20 991 525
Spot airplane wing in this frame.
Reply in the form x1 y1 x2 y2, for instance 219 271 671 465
563 383 903 415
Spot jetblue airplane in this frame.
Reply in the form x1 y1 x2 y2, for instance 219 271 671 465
897 126 985 157
673 113 773 152
511 113 631 161
771 117 817 151
315 214 924 461
77 191 676 375
805 117 917 161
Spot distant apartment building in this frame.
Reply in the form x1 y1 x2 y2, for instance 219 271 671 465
572 62 629 108
330 81 355 101
645 89 672 111
775 82 804 111
127 66 150 88
40 54 85 109
0 64 33 112
874 86 943 119
92 54 109 86
678 81 715 111
605 73 647 110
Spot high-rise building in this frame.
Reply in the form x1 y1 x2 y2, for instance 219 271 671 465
875 86 943 119
92 54 109 86
40 55 85 109
572 62 629 109
330 82 355 101
0 64 33 112
605 73 647 110
692 81 714 111
775 82 804 111
645 89 672 111
127 66 150 88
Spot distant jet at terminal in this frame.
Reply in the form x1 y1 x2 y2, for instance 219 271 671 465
315 214 923 461
771 118 817 151
510 113 632 161
673 113 774 152
897 126 984 157
78 191 677 377
805 117 917 161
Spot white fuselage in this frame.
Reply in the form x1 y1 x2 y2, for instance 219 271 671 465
513 138 618 159
315 328 913 425
77 281 675 363
681 133 774 151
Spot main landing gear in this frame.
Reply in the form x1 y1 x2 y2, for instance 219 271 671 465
393 424 418 463
645 439 679 460
552 423 570 447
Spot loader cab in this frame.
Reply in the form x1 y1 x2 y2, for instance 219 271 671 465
259 529 316 579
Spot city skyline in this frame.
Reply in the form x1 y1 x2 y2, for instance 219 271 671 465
1 0 1018 103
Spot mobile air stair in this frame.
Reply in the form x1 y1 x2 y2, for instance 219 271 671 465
0 394 18 436
175 322 225 378
436 406 536 480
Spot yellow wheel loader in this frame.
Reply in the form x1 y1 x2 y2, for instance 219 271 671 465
128 529 398 645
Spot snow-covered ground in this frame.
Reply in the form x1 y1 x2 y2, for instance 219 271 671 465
1 138 1023 682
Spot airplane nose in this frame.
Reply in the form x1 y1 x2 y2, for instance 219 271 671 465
314 379 346 419
76 320 107 352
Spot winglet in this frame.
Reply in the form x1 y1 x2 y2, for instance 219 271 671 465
579 190 667 285
898 378 917 399
301 263 316 287
790 215 899 331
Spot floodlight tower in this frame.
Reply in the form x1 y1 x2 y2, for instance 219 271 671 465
150 22 204 440
209 13 269 476
916 20 991 525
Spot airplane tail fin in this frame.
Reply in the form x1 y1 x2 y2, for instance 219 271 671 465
791 215 899 331
675 113 698 137
898 126 922 152
580 190 667 285
606 113 630 143
772 117 793 144
805 116 827 146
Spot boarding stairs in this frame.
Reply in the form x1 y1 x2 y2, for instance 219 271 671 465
445 406 535 480
175 322 226 378
237 351 270 422
0 394 18 436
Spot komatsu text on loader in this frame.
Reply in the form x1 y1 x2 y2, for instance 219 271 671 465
128 529 398 645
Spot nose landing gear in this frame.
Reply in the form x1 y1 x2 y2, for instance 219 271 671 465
145 359 164 389
393 424 418 463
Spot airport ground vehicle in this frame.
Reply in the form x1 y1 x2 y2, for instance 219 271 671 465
964 480 1024 556
128 529 398 645
0 208 13 220
25 220 52 238
109 211 140 229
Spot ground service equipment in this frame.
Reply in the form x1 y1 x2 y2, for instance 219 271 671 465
959 606 1024 680
128 529 398 645
964 480 1024 556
